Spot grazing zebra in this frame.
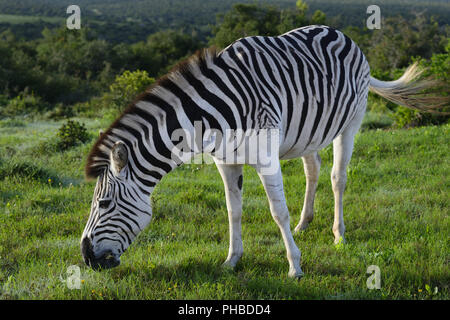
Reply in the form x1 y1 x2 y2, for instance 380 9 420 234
81 25 446 277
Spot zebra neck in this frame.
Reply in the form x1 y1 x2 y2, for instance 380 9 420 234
124 52 249 193
126 97 216 195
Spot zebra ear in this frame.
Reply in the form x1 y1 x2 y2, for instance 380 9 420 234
111 141 128 174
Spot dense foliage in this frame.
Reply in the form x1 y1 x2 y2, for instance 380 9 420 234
109 70 155 111
211 2 326 48
0 0 448 128
0 0 448 42
56 120 90 151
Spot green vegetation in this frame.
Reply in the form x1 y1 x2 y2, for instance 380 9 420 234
56 120 90 151
0 1 447 127
109 70 156 111
211 1 327 48
0 119 448 299
0 1 448 42
0 0 449 300
0 14 63 24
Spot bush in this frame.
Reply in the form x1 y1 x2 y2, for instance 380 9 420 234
74 69 155 118
0 92 48 117
392 49 450 128
56 120 90 151
0 119 26 128
361 111 393 131
44 103 75 120
109 70 155 111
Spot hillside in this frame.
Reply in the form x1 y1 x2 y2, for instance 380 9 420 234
0 0 449 42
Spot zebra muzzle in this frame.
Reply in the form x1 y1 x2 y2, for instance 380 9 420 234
81 237 120 270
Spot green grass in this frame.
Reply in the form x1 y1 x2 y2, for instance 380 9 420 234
0 117 448 300
0 14 64 25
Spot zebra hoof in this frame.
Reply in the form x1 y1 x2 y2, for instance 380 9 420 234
288 268 304 279
334 236 346 246
294 221 309 233
222 258 239 269
294 218 312 233
222 262 237 274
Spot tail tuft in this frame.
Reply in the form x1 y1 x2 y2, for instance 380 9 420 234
369 62 449 114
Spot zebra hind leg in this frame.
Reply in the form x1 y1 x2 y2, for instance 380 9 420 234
295 152 321 233
330 107 365 244
215 162 244 269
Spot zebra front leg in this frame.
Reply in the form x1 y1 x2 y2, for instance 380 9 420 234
295 152 321 233
215 162 244 268
255 164 303 278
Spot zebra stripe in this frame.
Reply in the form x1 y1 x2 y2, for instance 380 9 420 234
81 25 445 273
82 25 369 265
91 26 367 172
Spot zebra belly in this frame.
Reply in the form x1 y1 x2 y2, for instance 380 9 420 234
278 133 334 160
278 139 331 160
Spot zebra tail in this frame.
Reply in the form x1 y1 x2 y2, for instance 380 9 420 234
369 62 450 114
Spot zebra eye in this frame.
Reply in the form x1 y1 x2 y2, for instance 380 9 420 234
98 199 112 209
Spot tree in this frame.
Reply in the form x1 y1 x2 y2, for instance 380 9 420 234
211 4 281 49
210 3 326 49
112 30 203 77
0 30 44 99
109 70 155 111
145 30 203 75
36 27 110 80
367 14 448 71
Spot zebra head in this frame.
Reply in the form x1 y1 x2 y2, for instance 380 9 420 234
81 141 152 270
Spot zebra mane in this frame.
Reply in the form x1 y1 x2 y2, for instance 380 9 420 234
85 47 220 179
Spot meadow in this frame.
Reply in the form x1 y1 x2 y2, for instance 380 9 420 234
0 14 63 25
0 115 448 300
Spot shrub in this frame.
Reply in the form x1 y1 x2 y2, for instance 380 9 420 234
74 69 155 118
0 92 48 117
109 70 155 111
56 120 90 151
0 119 26 128
392 43 450 128
44 103 75 120
361 111 393 131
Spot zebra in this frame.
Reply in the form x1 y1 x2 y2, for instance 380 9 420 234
81 25 446 277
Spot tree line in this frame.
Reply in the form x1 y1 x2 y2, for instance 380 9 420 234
0 0 448 43
0 1 448 127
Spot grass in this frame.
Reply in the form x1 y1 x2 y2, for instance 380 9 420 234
360 111 393 131
0 115 448 300
0 14 64 25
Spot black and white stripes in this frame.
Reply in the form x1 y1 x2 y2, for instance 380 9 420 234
86 26 369 180
81 25 443 274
